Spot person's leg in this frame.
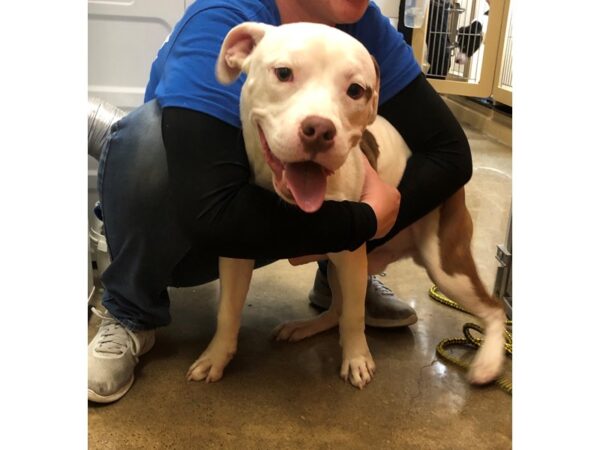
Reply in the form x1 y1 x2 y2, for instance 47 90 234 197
98 100 192 330
89 101 281 403
89 100 193 403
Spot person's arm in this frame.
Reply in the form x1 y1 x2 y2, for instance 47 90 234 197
369 72 472 250
152 4 398 260
346 3 472 250
161 107 398 260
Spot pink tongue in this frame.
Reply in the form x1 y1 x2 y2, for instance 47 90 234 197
284 161 327 213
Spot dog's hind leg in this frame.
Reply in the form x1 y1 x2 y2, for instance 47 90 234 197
271 261 357 352
187 257 254 383
272 308 339 342
272 267 340 341
273 247 376 389
416 190 507 385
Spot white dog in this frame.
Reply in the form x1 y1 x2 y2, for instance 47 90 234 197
186 22 507 389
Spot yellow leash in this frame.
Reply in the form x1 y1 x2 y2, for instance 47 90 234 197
428 285 513 395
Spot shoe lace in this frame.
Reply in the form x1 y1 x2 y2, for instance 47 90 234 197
91 307 137 356
369 276 395 297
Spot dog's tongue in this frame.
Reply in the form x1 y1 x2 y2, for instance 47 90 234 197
284 162 327 213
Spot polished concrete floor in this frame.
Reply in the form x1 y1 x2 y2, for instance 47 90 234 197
88 125 512 449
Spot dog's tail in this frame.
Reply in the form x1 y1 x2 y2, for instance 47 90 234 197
88 97 125 161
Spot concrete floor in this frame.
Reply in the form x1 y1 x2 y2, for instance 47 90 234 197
88 125 512 449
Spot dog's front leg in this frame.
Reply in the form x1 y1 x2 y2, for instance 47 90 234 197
187 257 254 383
328 244 375 389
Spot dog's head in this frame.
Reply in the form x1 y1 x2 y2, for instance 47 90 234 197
216 22 380 212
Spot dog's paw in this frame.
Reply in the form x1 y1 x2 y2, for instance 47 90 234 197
272 320 320 342
339 329 375 389
467 339 505 385
186 340 236 383
272 312 338 342
340 354 376 390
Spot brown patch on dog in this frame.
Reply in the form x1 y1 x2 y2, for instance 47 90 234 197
359 129 380 170
438 189 503 309
371 56 380 89
367 56 381 124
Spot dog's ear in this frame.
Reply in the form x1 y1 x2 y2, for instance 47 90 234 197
216 22 272 85
367 55 381 124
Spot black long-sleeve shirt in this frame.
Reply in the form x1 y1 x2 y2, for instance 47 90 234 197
160 73 471 260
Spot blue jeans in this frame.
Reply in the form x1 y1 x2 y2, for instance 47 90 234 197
98 100 271 331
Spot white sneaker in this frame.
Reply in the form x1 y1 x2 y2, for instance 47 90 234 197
88 308 155 403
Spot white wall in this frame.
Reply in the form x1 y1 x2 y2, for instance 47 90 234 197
88 0 186 221
372 0 402 27
88 0 185 111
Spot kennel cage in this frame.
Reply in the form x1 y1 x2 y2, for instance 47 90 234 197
494 209 512 318
424 0 490 82
404 0 512 103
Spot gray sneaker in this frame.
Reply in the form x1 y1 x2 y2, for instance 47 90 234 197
88 308 155 403
308 270 418 328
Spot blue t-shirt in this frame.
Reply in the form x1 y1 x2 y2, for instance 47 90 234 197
144 0 421 128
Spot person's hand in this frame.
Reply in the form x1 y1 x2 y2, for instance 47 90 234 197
359 154 400 239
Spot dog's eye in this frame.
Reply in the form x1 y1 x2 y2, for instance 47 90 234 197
274 67 293 82
347 83 365 100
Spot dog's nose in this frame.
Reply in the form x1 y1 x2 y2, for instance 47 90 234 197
299 116 336 153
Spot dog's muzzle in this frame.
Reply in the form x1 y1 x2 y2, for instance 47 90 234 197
299 115 337 154
257 125 332 213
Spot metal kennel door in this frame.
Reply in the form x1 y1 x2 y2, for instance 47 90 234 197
492 0 513 106
411 0 510 99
